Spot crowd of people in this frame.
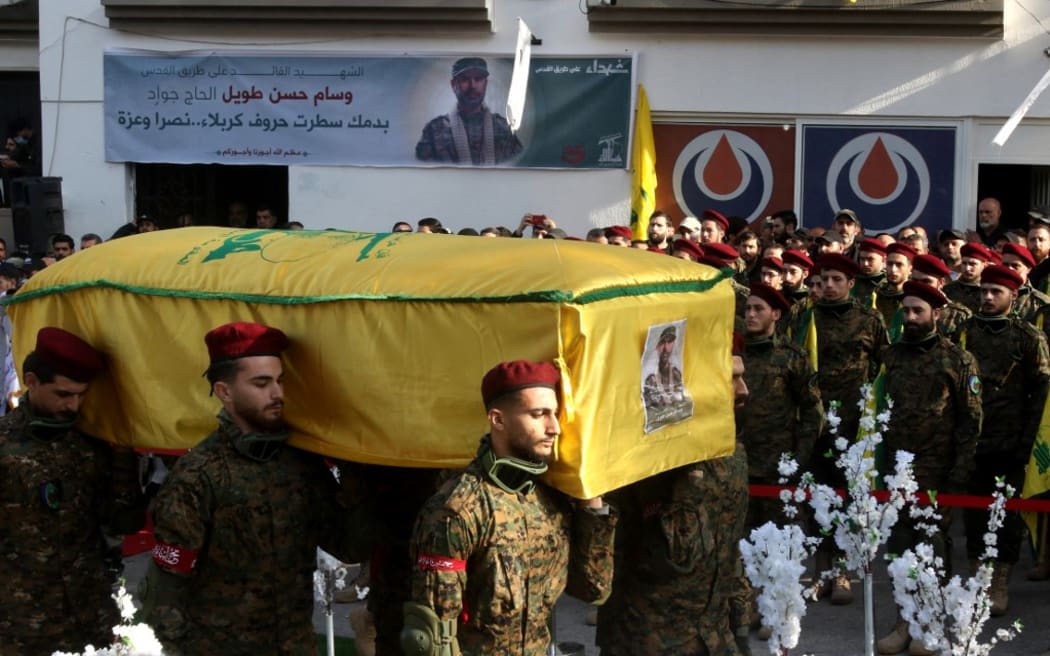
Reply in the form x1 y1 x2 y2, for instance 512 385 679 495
4 195 1050 656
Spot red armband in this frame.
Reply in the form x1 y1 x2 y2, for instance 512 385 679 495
416 553 467 572
152 541 198 575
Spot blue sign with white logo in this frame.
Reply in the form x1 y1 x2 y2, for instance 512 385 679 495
800 125 956 234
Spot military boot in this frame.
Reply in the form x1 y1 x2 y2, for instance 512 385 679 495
876 615 910 654
989 563 1011 617
830 574 853 605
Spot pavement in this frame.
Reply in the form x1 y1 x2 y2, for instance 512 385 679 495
120 509 1050 655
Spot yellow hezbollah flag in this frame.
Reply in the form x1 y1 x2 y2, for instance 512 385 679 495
1022 393 1050 545
630 84 657 241
7 228 735 498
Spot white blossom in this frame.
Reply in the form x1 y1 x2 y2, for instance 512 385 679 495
52 583 164 656
740 522 819 654
886 481 1019 655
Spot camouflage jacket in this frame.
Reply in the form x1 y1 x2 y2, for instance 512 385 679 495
943 280 981 314
146 413 354 656
1016 283 1050 323
853 272 886 305
874 283 904 338
959 316 1050 458
597 444 749 656
409 438 616 656
785 285 810 307
813 299 888 438
415 109 523 165
938 301 972 342
881 334 982 491
0 402 143 655
738 336 824 478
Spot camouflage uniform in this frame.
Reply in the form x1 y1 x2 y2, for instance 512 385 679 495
415 110 523 165
144 412 360 655
812 298 888 459
881 333 982 563
1015 283 1050 323
938 301 972 342
733 280 750 331
870 284 903 342
409 437 616 656
943 280 981 314
959 316 1050 563
853 272 885 306
597 444 750 656
738 335 823 528
0 402 143 656
643 366 685 410
785 285 809 307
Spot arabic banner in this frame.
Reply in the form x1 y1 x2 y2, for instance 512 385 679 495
103 51 634 169
7 228 735 498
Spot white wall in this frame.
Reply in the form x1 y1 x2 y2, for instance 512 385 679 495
36 0 1050 238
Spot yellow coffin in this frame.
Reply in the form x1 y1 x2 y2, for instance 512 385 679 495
7 228 735 498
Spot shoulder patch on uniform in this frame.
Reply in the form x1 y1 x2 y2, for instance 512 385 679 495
968 375 981 396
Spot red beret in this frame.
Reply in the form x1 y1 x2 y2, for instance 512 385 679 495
701 209 729 232
34 327 105 382
988 250 1003 265
702 242 740 266
760 256 784 272
481 360 560 407
782 249 814 270
749 283 791 313
911 254 951 279
205 322 289 364
981 264 1024 291
886 243 918 261
604 225 633 240
1001 243 1036 269
672 239 704 261
732 332 746 356
817 253 861 279
858 238 887 256
902 280 948 309
960 243 995 263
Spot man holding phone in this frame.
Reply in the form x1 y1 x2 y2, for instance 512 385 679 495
514 213 556 238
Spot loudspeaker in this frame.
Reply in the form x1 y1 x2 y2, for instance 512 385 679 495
10 177 63 257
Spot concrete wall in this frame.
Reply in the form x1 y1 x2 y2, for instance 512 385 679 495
36 0 1050 238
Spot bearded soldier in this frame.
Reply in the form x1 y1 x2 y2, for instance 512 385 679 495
876 281 981 656
141 322 364 654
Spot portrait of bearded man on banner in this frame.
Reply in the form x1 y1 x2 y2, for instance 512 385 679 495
415 57 523 166
642 320 694 433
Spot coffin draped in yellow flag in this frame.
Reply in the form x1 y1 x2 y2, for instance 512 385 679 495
6 228 736 498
